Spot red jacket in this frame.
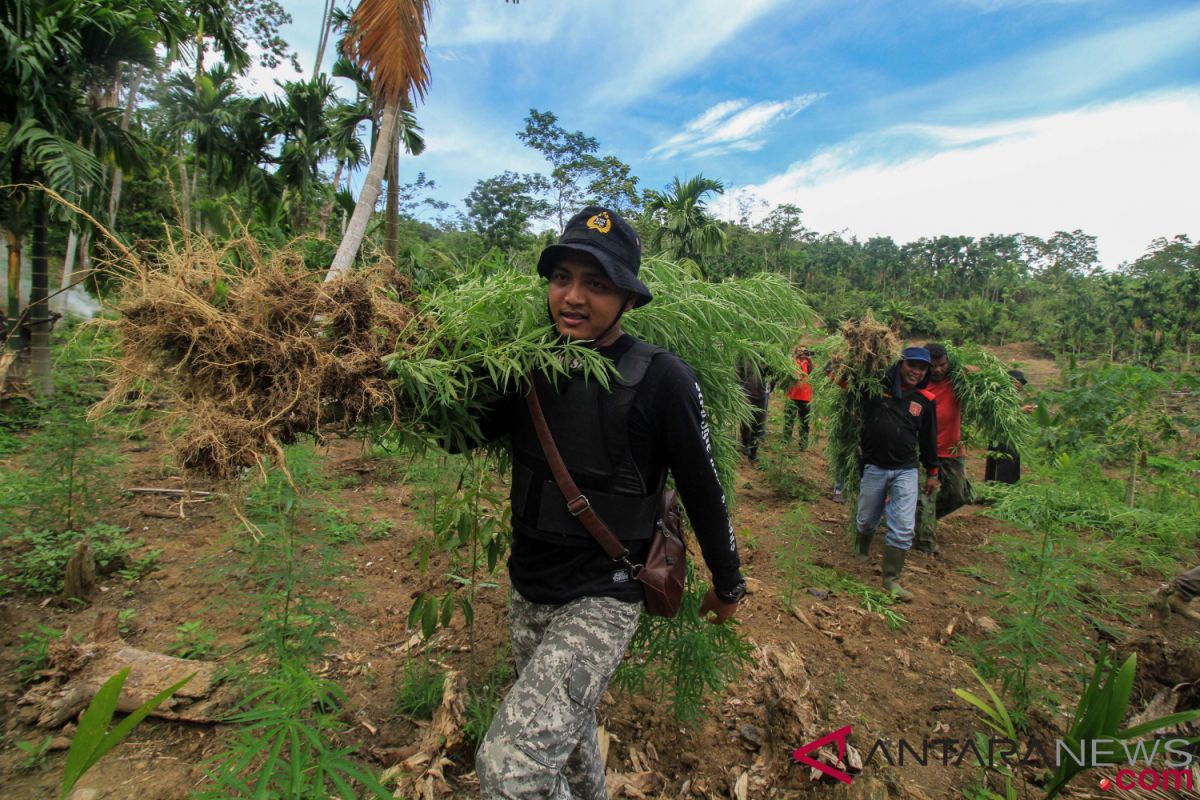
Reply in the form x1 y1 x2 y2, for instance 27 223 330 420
926 377 962 458
786 357 813 402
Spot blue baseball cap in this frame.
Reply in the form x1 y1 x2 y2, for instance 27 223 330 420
901 346 932 364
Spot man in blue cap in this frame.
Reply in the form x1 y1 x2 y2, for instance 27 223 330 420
472 207 745 799
853 346 940 601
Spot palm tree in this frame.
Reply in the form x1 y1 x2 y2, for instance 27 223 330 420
1 0 161 392
317 91 369 239
644 174 728 270
160 64 241 230
270 76 340 233
384 99 426 264
325 0 431 281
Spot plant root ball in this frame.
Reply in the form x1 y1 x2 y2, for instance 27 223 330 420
98 240 430 480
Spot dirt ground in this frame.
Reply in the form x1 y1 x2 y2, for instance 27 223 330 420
2 348 1197 800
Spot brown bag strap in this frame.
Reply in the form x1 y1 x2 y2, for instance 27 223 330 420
524 383 634 566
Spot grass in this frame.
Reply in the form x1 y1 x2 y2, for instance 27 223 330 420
463 649 515 748
393 657 447 720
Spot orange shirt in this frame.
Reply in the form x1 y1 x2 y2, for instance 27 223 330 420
787 357 813 402
926 377 961 458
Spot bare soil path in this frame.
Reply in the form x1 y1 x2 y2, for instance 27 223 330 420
2 347 1195 799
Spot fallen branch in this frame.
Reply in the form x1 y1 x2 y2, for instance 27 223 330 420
126 487 213 497
18 611 228 728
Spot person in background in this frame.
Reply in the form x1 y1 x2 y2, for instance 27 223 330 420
914 343 974 554
853 346 939 601
782 345 814 450
738 359 769 465
984 369 1030 484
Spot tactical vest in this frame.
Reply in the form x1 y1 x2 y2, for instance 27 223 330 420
510 339 666 544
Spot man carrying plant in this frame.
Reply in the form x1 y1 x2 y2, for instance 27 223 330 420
914 343 974 555
854 346 939 602
737 358 769 464
470 207 746 800
782 345 814 449
985 370 1030 483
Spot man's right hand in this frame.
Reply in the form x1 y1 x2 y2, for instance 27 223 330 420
699 586 740 624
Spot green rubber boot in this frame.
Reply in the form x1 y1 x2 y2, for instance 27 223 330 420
854 532 874 561
1169 592 1200 622
882 546 915 603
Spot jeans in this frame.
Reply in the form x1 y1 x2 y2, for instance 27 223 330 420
856 464 919 550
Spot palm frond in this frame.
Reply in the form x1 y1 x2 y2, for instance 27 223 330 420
341 0 431 106
6 120 104 199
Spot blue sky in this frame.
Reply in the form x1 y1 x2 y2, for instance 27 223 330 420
244 0 1200 267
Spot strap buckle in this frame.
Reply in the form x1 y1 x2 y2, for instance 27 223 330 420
566 494 592 517
612 548 639 574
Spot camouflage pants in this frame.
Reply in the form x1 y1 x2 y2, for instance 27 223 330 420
1178 565 1200 602
476 591 642 800
915 457 973 553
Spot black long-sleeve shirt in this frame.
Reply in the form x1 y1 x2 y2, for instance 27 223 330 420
859 362 939 474
476 334 742 605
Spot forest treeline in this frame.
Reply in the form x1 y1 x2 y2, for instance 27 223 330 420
3 0 1197 375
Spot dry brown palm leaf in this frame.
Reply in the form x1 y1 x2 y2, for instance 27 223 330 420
342 0 431 105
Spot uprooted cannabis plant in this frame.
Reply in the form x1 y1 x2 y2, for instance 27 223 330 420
99 242 817 491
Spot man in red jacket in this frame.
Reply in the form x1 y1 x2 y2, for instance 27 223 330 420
782 346 813 449
914 343 974 555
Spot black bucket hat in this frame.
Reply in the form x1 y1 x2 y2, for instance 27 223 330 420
1007 369 1028 385
537 206 652 308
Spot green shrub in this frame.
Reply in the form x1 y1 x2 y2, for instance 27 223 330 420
16 624 66 683
198 661 390 799
169 621 218 660
393 657 446 720
614 565 754 724
1 524 141 596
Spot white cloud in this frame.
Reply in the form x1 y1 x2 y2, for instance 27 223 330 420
650 94 824 159
581 0 790 107
428 0 571 47
906 5 1200 119
727 91 1200 268
686 100 750 132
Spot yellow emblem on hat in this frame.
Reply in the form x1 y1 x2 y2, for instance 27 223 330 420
586 212 612 234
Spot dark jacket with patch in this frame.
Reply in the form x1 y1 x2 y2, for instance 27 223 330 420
476 334 742 605
859 362 939 473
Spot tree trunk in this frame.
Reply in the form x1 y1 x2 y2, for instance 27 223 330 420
316 160 346 240
78 229 93 283
385 139 400 265
1126 446 1139 508
5 226 21 327
51 228 80 314
312 0 336 79
326 101 399 281
177 159 191 233
29 192 51 396
107 64 144 231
